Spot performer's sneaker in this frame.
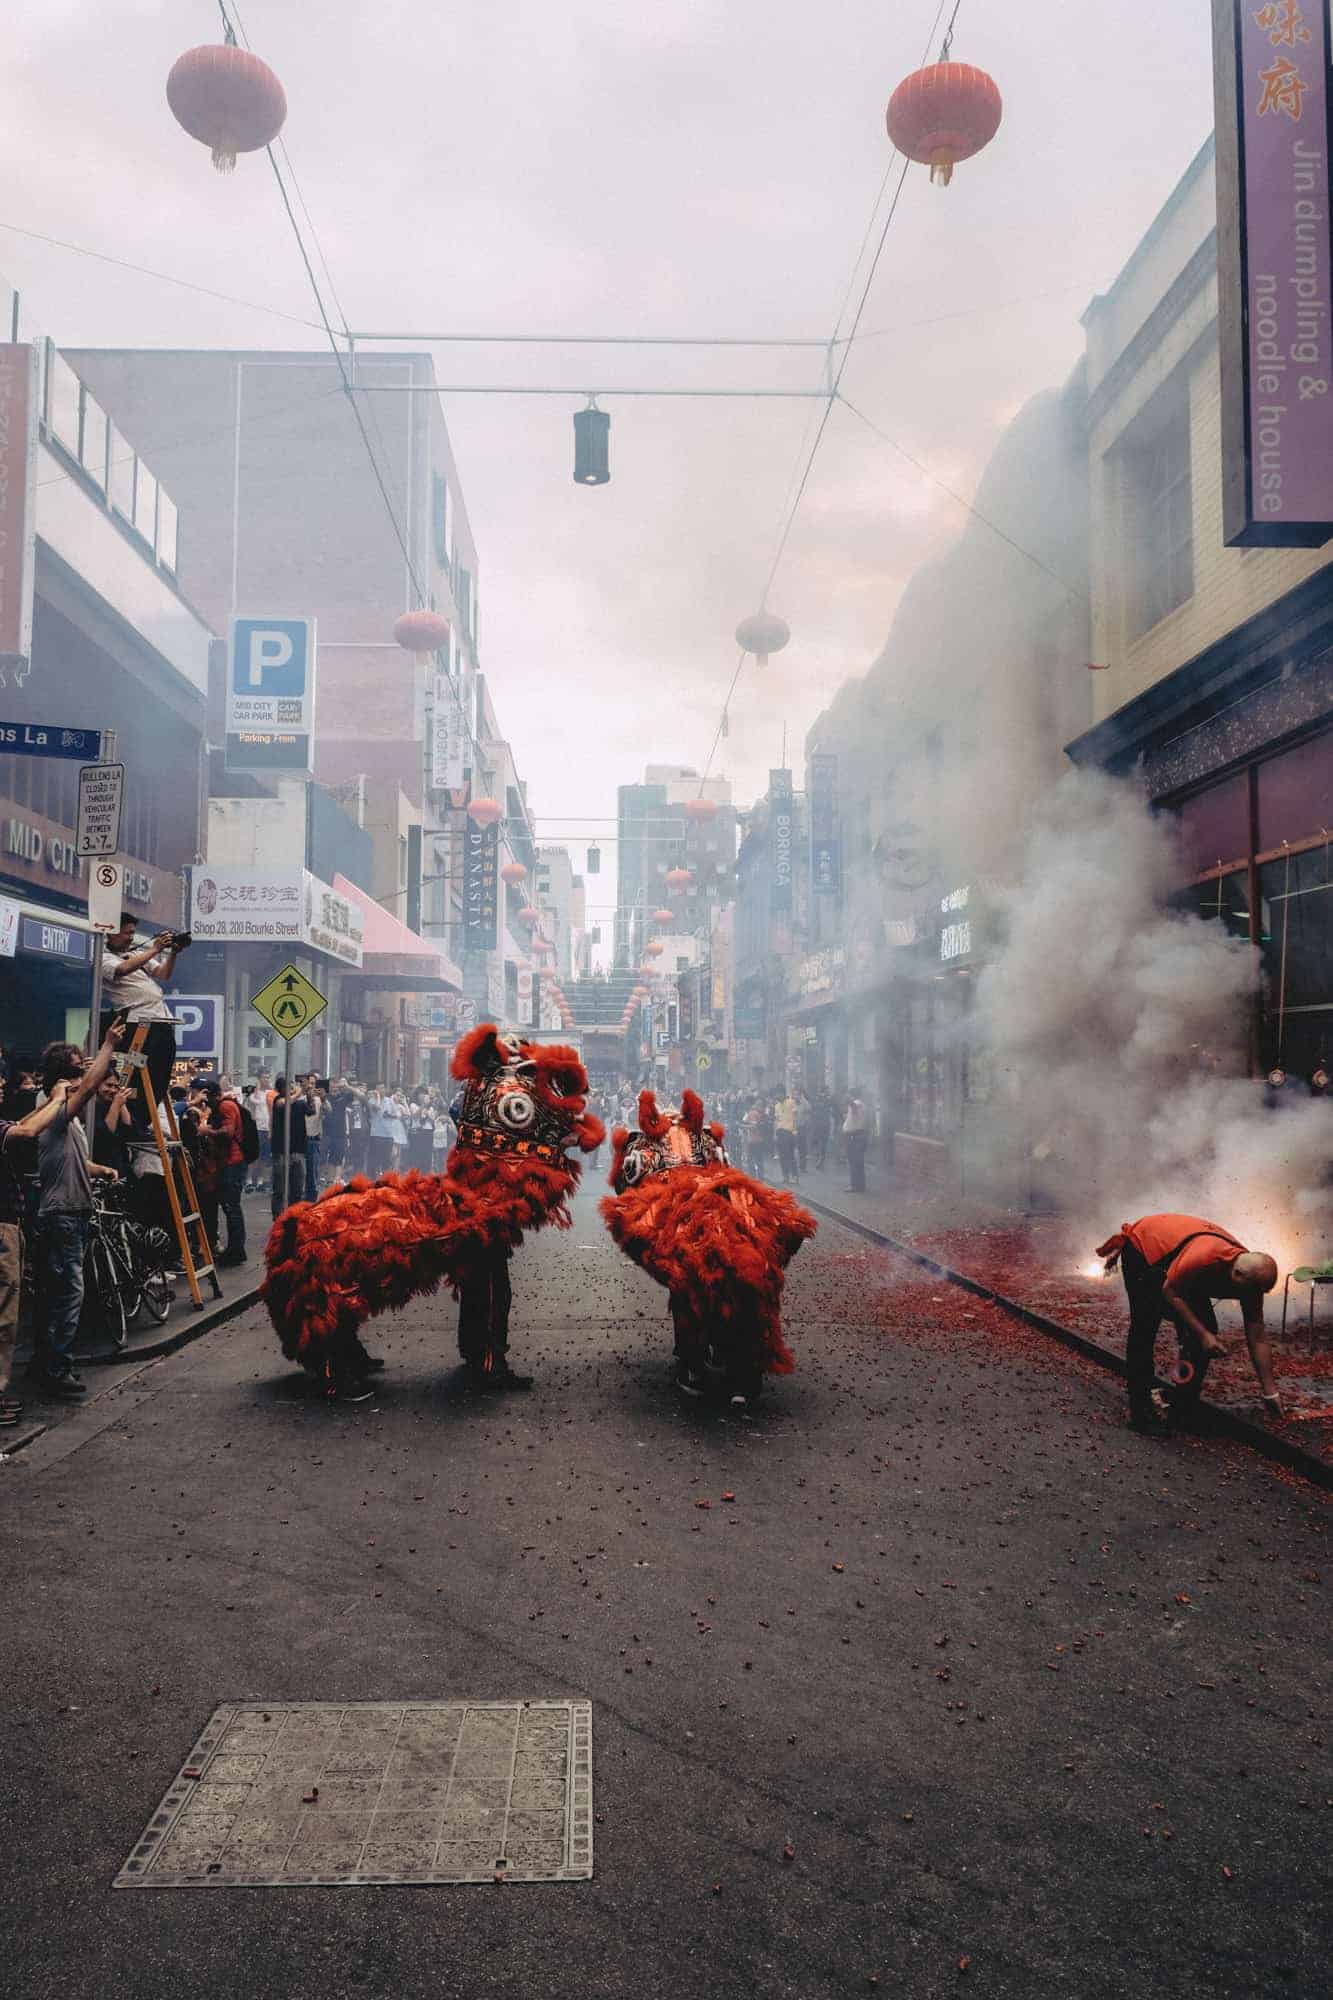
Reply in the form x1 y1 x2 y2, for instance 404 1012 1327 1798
674 1362 705 1399
485 1364 533 1393
328 1380 375 1404
361 1356 387 1373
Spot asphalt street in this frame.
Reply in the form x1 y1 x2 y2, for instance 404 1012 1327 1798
2 1183 1328 2000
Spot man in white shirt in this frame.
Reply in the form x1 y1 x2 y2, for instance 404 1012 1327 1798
102 912 189 1119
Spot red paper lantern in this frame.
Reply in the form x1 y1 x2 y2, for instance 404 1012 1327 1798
500 862 527 885
652 908 675 926
735 611 790 665
467 797 502 827
644 940 664 957
393 608 450 660
517 907 542 929
167 44 287 173
886 61 1002 187
665 868 691 891
683 797 717 823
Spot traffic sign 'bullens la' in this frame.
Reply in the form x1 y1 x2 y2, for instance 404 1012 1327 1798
251 962 328 1042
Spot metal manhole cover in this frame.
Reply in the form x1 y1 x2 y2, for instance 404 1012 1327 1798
114 1700 593 1888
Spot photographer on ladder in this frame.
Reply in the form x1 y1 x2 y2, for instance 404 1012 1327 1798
102 914 191 1125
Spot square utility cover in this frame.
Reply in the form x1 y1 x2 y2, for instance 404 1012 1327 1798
114 1700 593 1888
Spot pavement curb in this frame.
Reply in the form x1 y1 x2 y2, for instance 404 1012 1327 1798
806 1197 1332 1494
78 1281 263 1369
2 1284 262 1463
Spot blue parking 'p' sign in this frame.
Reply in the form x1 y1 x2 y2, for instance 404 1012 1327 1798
166 995 222 1059
225 615 317 776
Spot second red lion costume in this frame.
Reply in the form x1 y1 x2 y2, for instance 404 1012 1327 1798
262 1025 604 1399
601 1088 815 1407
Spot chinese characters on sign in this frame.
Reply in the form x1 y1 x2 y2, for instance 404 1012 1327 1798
463 818 499 950
808 752 841 898
1213 0 1333 544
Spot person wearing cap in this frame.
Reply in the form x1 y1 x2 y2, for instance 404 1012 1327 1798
1095 1213 1281 1433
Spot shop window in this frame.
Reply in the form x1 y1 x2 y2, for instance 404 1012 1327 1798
46 348 80 457
79 392 108 489
1174 868 1251 943
1169 774 1249 876
1256 730 1332 852
108 425 135 521
133 463 158 546
157 491 179 574
1121 374 1193 639
1259 843 1333 1075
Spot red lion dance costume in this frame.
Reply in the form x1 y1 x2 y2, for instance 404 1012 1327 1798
263 1025 604 1400
601 1088 815 1408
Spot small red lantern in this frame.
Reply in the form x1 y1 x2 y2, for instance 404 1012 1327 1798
394 608 450 661
467 797 502 827
683 797 717 823
167 44 287 174
652 908 675 926
500 861 527 886
665 868 691 891
886 61 1002 187
517 907 542 929
735 611 790 665
644 940 664 958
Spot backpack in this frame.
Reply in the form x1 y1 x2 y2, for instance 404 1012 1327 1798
238 1102 261 1164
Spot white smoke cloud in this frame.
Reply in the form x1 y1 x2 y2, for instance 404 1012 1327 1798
973 768 1333 1273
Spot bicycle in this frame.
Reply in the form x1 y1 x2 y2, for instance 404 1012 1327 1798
82 1181 176 1351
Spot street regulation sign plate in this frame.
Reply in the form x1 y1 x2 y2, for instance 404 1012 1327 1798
76 762 125 857
251 962 327 1042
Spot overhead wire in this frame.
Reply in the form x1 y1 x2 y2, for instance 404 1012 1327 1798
835 391 1090 603
698 0 958 786
0 218 324 332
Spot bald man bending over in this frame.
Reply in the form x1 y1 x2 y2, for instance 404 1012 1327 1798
1096 1213 1281 1434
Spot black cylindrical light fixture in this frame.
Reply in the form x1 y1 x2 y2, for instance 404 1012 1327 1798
573 398 610 485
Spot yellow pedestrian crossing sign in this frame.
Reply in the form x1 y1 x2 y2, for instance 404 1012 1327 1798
252 963 328 1042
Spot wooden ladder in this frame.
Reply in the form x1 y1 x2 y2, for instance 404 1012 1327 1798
124 1025 221 1308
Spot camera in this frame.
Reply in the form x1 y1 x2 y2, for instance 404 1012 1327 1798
171 932 193 951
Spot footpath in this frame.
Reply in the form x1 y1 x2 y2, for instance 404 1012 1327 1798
2 1186 268 1462
772 1154 1333 1488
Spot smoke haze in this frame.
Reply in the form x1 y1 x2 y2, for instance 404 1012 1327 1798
973 770 1332 1272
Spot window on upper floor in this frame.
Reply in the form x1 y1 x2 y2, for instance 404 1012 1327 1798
432 473 449 569
1120 373 1193 640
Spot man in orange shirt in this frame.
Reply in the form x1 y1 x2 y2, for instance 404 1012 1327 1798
1096 1213 1280 1434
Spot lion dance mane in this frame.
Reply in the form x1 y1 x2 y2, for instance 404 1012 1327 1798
262 1025 604 1378
600 1088 815 1376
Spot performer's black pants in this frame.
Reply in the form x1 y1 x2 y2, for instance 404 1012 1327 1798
671 1294 761 1397
1122 1240 1216 1420
458 1246 513 1366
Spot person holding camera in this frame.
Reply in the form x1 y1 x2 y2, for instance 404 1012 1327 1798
102 914 190 1121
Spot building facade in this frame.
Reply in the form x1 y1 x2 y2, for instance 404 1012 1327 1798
68 346 539 1080
1070 137 1333 1087
0 291 212 1057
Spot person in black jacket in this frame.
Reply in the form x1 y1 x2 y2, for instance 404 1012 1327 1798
270 1076 309 1216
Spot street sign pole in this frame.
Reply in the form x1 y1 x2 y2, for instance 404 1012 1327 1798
251 960 328 1214
84 729 117 1141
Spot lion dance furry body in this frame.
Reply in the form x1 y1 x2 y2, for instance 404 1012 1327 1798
262 1026 603 1383
601 1089 815 1382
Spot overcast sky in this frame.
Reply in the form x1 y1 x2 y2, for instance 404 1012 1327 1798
5 1 1215 921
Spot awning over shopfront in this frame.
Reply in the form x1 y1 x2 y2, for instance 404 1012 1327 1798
332 874 461 994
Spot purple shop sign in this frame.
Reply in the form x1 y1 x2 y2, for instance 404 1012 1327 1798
1214 0 1333 546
